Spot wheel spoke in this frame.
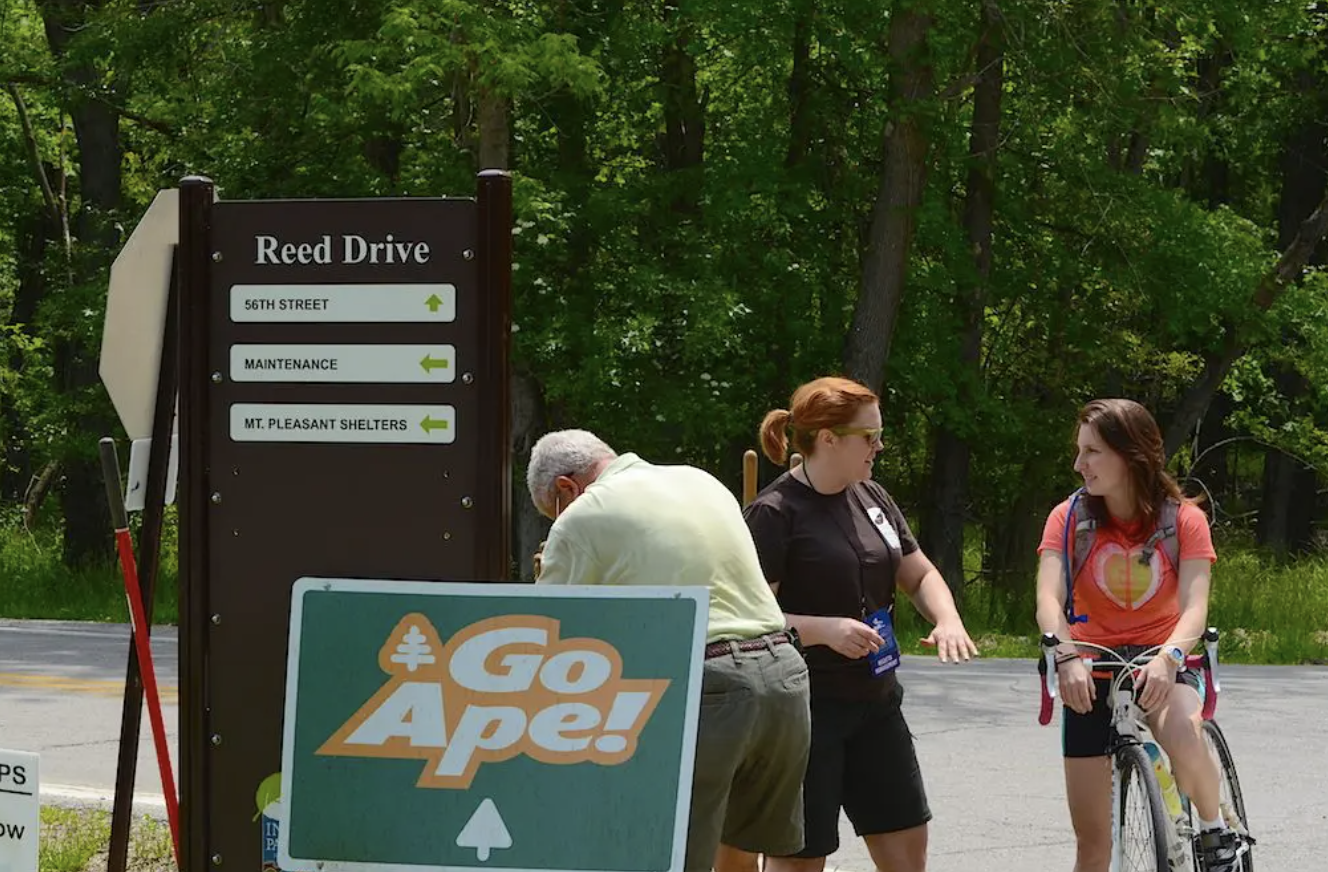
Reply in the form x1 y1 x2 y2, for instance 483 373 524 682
1121 765 1163 871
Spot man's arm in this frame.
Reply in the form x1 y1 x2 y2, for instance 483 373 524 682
533 521 602 586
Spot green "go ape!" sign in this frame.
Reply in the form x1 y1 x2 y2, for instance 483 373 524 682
278 578 708 872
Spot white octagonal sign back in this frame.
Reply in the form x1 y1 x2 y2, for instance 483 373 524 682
100 188 178 440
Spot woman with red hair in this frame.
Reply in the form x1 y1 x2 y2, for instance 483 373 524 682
740 375 977 872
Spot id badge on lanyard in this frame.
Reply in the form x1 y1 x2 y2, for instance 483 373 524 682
866 606 900 676
853 486 904 678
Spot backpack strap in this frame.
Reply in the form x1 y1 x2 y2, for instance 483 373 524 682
1062 488 1093 625
1139 498 1181 570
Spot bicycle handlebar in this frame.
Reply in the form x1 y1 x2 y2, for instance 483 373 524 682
1037 628 1221 726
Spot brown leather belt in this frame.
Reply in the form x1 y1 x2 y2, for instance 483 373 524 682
704 631 795 659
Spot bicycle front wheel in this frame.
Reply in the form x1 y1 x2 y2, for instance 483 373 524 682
1203 719 1253 871
1117 743 1171 871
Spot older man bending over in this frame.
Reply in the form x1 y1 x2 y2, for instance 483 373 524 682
528 429 811 872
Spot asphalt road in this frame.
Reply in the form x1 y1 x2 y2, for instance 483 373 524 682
0 619 177 813
1 619 1323 871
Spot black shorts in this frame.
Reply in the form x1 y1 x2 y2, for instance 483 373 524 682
779 682 932 858
1062 663 1203 758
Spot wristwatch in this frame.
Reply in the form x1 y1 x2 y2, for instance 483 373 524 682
1165 645 1185 669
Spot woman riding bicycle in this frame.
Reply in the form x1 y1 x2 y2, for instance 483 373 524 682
1034 398 1243 872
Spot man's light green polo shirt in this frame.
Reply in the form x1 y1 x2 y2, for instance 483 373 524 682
536 453 787 643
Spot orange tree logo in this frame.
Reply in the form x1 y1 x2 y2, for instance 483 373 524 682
317 614 671 790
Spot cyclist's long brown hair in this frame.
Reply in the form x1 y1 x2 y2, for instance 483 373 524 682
1077 398 1191 529
759 376 879 465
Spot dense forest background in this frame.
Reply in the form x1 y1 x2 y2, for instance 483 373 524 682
3 0 1327 654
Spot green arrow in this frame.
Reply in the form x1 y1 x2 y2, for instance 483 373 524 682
420 415 450 434
425 294 443 313
420 353 450 373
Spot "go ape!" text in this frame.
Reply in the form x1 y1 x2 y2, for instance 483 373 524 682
318 614 672 789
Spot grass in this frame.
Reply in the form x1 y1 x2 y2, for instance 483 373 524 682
38 806 173 872
3 518 1326 664
0 520 178 624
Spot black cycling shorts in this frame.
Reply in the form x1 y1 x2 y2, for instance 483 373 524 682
1062 664 1203 758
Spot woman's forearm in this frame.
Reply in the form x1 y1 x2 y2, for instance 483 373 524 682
783 613 838 648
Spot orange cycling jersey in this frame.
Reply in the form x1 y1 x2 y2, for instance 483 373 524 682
1038 499 1217 649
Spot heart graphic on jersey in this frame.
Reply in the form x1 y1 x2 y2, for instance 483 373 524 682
1097 547 1161 610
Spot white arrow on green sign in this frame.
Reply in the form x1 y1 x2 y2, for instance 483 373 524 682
277 578 708 872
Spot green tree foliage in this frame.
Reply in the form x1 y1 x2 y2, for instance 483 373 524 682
2 0 1327 602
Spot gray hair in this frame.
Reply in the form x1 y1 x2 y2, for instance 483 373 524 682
527 429 617 512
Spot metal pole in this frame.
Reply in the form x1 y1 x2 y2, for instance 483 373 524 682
177 175 215 872
99 438 182 868
476 170 513 580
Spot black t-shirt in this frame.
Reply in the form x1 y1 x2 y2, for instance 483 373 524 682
742 471 918 700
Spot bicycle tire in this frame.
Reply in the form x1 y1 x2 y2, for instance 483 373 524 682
1117 743 1171 871
1203 719 1254 872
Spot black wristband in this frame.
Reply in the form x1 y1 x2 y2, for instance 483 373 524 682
1055 653 1080 666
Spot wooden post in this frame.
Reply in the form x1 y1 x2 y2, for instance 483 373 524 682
742 450 758 506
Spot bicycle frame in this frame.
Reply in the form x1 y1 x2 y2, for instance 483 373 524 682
1038 628 1223 872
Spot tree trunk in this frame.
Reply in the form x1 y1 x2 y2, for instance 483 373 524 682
785 0 814 169
1162 185 1328 459
478 87 511 171
922 0 1003 606
1187 390 1233 503
23 461 62 531
1187 45 1233 208
661 4 705 212
985 472 1048 621
511 369 550 580
1 207 55 503
40 0 123 568
842 3 934 391
1257 447 1318 561
1255 73 1328 554
924 428 971 604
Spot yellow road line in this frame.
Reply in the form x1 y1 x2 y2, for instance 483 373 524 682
0 672 179 699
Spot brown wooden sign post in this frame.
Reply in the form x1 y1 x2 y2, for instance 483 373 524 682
173 172 512 872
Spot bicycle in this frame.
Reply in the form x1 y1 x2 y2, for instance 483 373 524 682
1037 628 1255 871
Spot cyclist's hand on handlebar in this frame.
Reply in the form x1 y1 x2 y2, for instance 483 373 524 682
825 618 883 659
1056 657 1096 714
1137 655 1176 712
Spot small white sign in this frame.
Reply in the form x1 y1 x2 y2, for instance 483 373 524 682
0 748 39 872
230 404 456 444
229 344 456 384
230 284 456 323
124 434 180 512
